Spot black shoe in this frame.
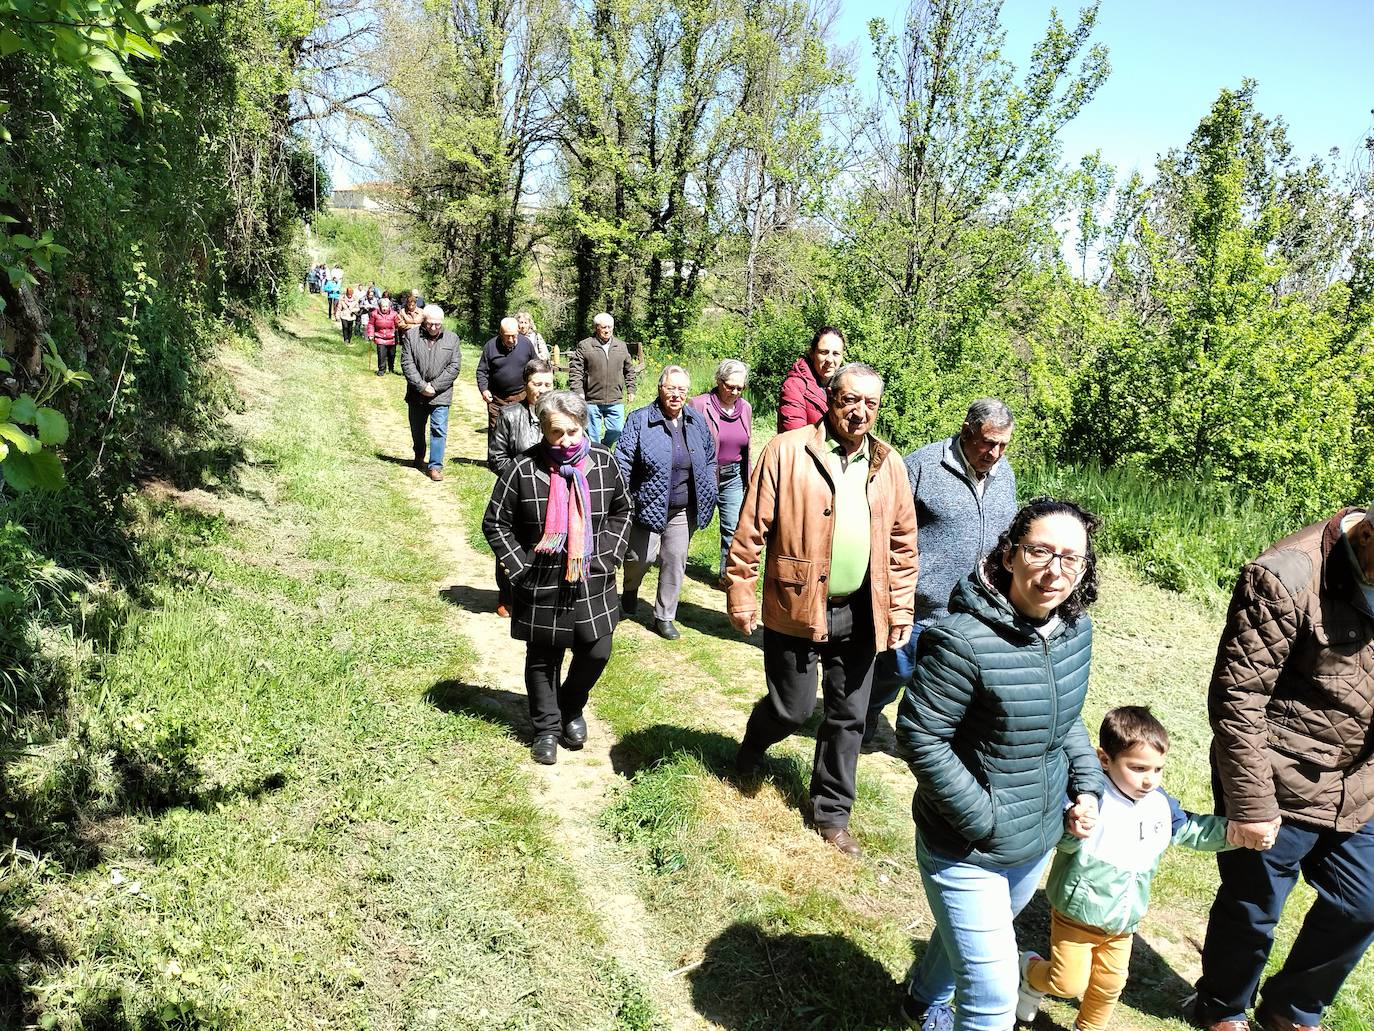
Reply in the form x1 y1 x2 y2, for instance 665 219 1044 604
731 743 765 794
621 592 639 617
531 734 558 765
375 370 385 377
652 619 680 640
562 715 587 749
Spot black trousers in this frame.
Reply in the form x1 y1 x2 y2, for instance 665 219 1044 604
741 588 877 829
1194 815 1374 1025
376 343 396 373
524 634 613 737
341 317 355 344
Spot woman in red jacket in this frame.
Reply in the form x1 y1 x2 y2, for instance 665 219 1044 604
776 326 844 433
367 297 400 376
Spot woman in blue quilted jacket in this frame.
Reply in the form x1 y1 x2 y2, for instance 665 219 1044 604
615 366 717 640
896 497 1106 1031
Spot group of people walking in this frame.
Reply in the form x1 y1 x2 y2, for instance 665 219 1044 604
319 286 1373 1031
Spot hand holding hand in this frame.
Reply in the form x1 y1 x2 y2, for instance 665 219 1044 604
729 610 758 636
888 623 912 650
1227 818 1280 850
1065 794 1099 839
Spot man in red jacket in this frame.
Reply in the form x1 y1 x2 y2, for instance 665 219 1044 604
777 326 844 433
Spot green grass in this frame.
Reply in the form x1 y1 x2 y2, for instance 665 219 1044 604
1015 459 1298 600
0 314 658 1030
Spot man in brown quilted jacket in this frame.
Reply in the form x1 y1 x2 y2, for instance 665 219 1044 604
1190 505 1374 1031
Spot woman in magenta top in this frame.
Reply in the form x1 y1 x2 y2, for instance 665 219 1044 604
688 359 753 585
367 297 400 376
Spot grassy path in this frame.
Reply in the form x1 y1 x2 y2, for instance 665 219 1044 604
10 291 1368 1029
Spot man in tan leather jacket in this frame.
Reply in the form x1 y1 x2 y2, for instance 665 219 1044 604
1191 505 1374 1031
724 361 918 857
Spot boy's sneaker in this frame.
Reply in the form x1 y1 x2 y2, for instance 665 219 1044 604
1017 950 1046 1024
900 993 953 1031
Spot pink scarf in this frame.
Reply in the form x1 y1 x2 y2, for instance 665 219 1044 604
535 438 593 581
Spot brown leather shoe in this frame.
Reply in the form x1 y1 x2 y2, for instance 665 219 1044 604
818 827 863 857
1255 1008 1319 1031
1201 1021 1252 1031
428 467 443 481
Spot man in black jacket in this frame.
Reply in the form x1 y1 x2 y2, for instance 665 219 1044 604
402 305 462 481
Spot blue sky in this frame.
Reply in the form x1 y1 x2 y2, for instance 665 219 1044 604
831 0 1372 178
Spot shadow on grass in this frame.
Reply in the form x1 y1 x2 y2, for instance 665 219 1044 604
608 724 812 817
424 679 531 743
439 583 501 613
672 597 763 651
687 921 905 1029
1012 890 1196 1026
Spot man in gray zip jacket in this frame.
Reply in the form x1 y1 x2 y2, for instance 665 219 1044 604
863 398 1017 743
401 305 462 481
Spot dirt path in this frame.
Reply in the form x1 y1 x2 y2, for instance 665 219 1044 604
340 324 701 1028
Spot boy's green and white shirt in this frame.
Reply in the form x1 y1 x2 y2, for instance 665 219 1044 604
1045 778 1231 935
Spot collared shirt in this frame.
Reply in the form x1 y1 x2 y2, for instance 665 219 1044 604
824 424 871 597
954 437 994 498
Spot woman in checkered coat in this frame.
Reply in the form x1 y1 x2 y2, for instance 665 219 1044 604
482 391 633 765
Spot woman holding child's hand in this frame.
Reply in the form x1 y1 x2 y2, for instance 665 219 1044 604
895 498 1105 1031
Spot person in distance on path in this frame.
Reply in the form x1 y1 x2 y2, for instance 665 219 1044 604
400 305 461 482
476 316 539 430
367 297 400 376
568 312 635 446
725 361 918 858
482 391 633 765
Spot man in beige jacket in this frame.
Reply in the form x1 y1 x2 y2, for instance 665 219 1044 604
725 361 918 857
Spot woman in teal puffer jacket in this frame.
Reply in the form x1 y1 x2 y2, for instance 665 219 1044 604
896 498 1106 1031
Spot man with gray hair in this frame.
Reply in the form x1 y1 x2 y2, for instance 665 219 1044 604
401 305 462 481
476 316 539 429
863 397 1017 744
725 361 918 856
569 312 636 446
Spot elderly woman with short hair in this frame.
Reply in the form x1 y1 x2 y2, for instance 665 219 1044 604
616 366 717 640
689 358 753 586
482 391 633 764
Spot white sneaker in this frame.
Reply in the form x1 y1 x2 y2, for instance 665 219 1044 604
1016 950 1046 1024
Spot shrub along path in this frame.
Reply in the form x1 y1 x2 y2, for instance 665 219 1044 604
344 306 1366 1030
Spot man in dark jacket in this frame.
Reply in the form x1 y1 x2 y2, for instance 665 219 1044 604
863 398 1017 745
476 317 538 429
616 366 717 639
776 326 844 433
726 362 919 857
1190 505 1374 1031
569 312 636 446
401 305 462 481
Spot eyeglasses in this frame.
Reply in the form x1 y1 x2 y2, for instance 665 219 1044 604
837 394 879 412
661 387 688 397
1018 543 1087 576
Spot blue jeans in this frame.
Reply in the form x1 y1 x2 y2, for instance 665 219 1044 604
1195 815 1374 1026
408 402 449 469
587 402 625 447
906 838 1053 1031
715 461 745 576
862 619 932 743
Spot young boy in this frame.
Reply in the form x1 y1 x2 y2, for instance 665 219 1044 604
1016 706 1233 1030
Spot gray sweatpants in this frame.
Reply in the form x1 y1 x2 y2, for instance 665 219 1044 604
622 508 690 622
